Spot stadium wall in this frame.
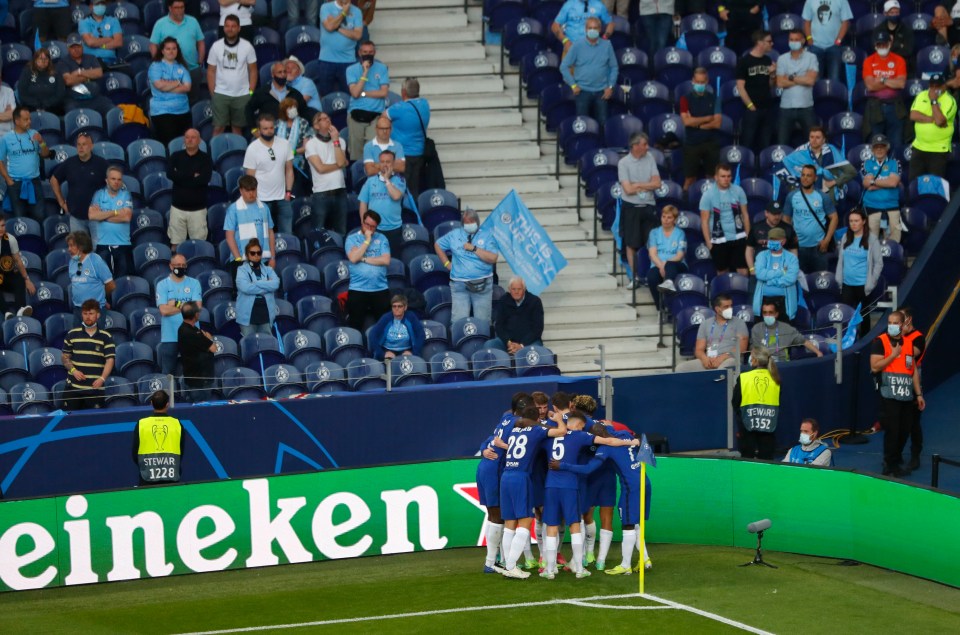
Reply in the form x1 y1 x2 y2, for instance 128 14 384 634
1 456 957 593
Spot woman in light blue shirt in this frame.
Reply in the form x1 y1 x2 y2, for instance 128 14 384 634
836 209 882 335
148 37 192 146
645 205 687 310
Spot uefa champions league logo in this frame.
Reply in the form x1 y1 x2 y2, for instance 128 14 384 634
333 98 347 110
657 183 669 198
423 327 432 338
772 148 785 162
610 183 622 198
104 316 114 328
737 309 751 322
76 113 89 127
297 32 311 44
842 49 856 64
841 114 855 129
107 77 120 91
692 17 706 30
139 144 153 157
254 35 266 46
137 215 151 228
930 49 944 65
781 17 795 29
677 213 688 228
56 149 68 162
860 147 873 162
828 308 844 322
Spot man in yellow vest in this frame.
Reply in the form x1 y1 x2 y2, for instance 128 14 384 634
909 72 957 178
732 347 781 460
133 390 183 485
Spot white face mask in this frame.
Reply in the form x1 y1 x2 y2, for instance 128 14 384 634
799 433 813 445
720 307 733 320
876 47 890 57
463 223 478 234
287 108 298 119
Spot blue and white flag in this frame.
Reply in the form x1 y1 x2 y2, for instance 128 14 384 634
829 303 862 352
481 190 567 296
637 433 657 468
403 190 424 225
916 175 950 201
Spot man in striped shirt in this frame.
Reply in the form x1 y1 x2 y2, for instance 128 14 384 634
61 299 116 411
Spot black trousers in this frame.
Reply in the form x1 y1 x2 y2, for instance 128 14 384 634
0 272 28 315
738 419 776 460
880 397 913 469
64 385 105 411
345 288 389 332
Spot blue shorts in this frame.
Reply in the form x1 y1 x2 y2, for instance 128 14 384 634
617 477 652 526
500 471 534 521
587 465 617 508
476 459 501 508
543 487 580 527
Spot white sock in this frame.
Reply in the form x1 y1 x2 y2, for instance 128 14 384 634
523 533 534 563
502 528 515 569
506 527 529 571
536 521 545 555
637 535 650 562
598 528 614 564
621 528 637 569
584 521 597 557
571 531 584 573
485 523 503 568
545 534 559 574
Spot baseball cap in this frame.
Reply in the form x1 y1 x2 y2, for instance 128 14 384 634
767 201 783 214
66 33 83 47
874 31 892 45
930 72 946 85
871 134 890 147
883 0 900 12
768 227 787 240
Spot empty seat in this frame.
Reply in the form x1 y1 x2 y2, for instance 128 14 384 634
451 317 491 358
115 341 156 383
240 333 284 373
262 363 306 398
471 347 513 381
429 350 472 384
3 316 44 357
137 373 173 403
9 381 52 415
304 360 349 393
28 347 66 390
387 355 430 387
296 295 339 333
323 326 367 367
513 345 559 376
283 329 325 372
346 357 386 391
220 367 266 400
104 375 139 409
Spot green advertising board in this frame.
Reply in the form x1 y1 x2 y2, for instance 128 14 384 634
1 457 959 592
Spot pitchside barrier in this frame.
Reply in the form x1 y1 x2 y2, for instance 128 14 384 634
1 456 957 593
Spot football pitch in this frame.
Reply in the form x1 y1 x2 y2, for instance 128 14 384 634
2 544 958 634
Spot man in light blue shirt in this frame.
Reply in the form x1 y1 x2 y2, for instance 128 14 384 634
386 78 431 198
801 0 852 82
319 0 363 95
0 107 50 222
149 0 205 97
224 174 277 267
362 116 405 176
79 0 122 63
345 210 391 331
699 164 750 275
155 252 202 375
67 230 114 326
434 208 499 325
552 0 613 55
346 40 390 160
358 149 406 253
776 30 819 145
89 166 134 278
285 56 322 113
560 17 618 127
782 164 838 273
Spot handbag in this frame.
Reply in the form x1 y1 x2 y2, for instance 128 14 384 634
465 278 488 293
411 102 445 190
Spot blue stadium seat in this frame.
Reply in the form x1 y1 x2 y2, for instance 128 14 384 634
0 349 30 392
397 223 431 264
43 312 74 350
321 92 350 131
197 269 234 309
31 110 63 147
263 363 306 398
424 285 452 327
451 317 491 358
471 347 513 381
273 232 303 273
680 14 720 55
176 239 218 277
538 82 576 133
281 263 323 305
104 375 139 409
6 216 44 257
648 113 685 148
513 344 559 377
812 80 849 124
112 275 152 315
220 367 267 400
346 357 386 391
142 173 174 216
10 381 52 415
603 113 643 151
133 242 173 284
44 144 77 179
827 111 864 150
211 334 242 377
240 332 285 373
697 46 737 87
101 72 138 106
579 148 621 201
520 49 562 100
3 316 44 357
733 304 755 329
252 27 282 66
907 13 935 50
879 239 906 286
386 259 406 293
814 303 856 338
207 203 228 245
719 80 746 124
667 273 709 316
900 207 928 256
916 45 949 79
854 13 885 50
758 145 792 175
420 320 450 360
485 0 525 33
285 24 322 59
102 310 129 345
210 133 248 174
407 254 449 293
653 47 694 89
908 175 949 220
302 360 348 393
502 17 546 67
769 13 802 51
687 241 717 283
429 350 471 384
105 107 150 147
64 109 104 144
324 326 367 367
29 281 69 325
42 215 71 252
129 307 162 348
131 208 167 246
27 347 65 390
626 80 672 121
191 100 214 141
115 341 156 383
709 272 751 307
719 145 755 179
388 355 430 387
418 189 460 232
0 43 31 85
616 47 649 87
322 260 351 300
282 328 325 372
558 115 602 167
674 306 714 357
296 295 338 333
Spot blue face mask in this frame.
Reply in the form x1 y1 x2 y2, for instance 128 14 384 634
692 83 706 94
93 3 107 15
586 29 600 40
763 315 777 327
767 240 782 251
789 41 803 52
888 324 901 337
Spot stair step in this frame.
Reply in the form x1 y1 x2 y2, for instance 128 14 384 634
429 92 517 109
445 176 559 196
551 337 660 356
373 29 478 47
443 159 553 178
536 273 619 293
378 0 467 8
380 42 487 63
545 304 638 325
541 290 630 308
545 322 669 340
416 75 505 95
387 60 497 78
559 352 674 374
438 141 541 163
371 8 468 30
429 108 523 129
431 126 534 144
463 191 577 211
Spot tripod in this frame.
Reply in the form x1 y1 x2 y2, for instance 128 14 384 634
740 530 777 568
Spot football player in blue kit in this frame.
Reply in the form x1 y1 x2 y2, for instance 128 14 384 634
475 392 533 574
540 410 639 580
573 394 619 570
553 422 653 575
499 405 567 579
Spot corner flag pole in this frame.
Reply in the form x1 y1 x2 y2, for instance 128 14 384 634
639 461 646 595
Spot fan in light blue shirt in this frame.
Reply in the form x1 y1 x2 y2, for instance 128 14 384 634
346 227 389 292
319 1 363 64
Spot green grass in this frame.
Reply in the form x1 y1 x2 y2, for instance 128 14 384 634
1 544 958 634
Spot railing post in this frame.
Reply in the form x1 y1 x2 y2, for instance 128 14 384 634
932 453 941 488
834 322 843 385
385 359 392 392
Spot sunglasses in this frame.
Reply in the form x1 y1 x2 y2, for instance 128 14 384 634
248 250 262 256
267 148 275 161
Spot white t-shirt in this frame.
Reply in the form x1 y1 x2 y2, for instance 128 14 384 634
207 38 257 97
219 2 253 26
305 136 346 193
243 137 292 202
0 85 16 135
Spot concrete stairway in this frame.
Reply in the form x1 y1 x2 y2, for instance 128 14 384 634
370 0 674 376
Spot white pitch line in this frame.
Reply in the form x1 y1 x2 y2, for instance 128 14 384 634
564 600 675 610
172 593 644 635
643 593 776 635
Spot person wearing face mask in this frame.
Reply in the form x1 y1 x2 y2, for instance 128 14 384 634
156 253 202 376
751 227 801 320
862 31 907 151
860 135 902 243
275 96 315 179
870 310 926 477
347 41 390 161
79 0 122 64
551 0 613 57
775 29 819 145
243 113 295 235
909 72 956 178
434 208 500 326
835 208 883 338
235 237 280 337
899 306 926 471
245 62 309 131
872 0 913 68
62 299 115 411
559 16 618 128
746 201 799 274
178 301 217 403
731 346 781 460
207 15 258 137
783 418 833 465
305 112 349 235
285 57 322 114
751 301 823 362
88 166 134 279
679 67 722 193
676 293 749 372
